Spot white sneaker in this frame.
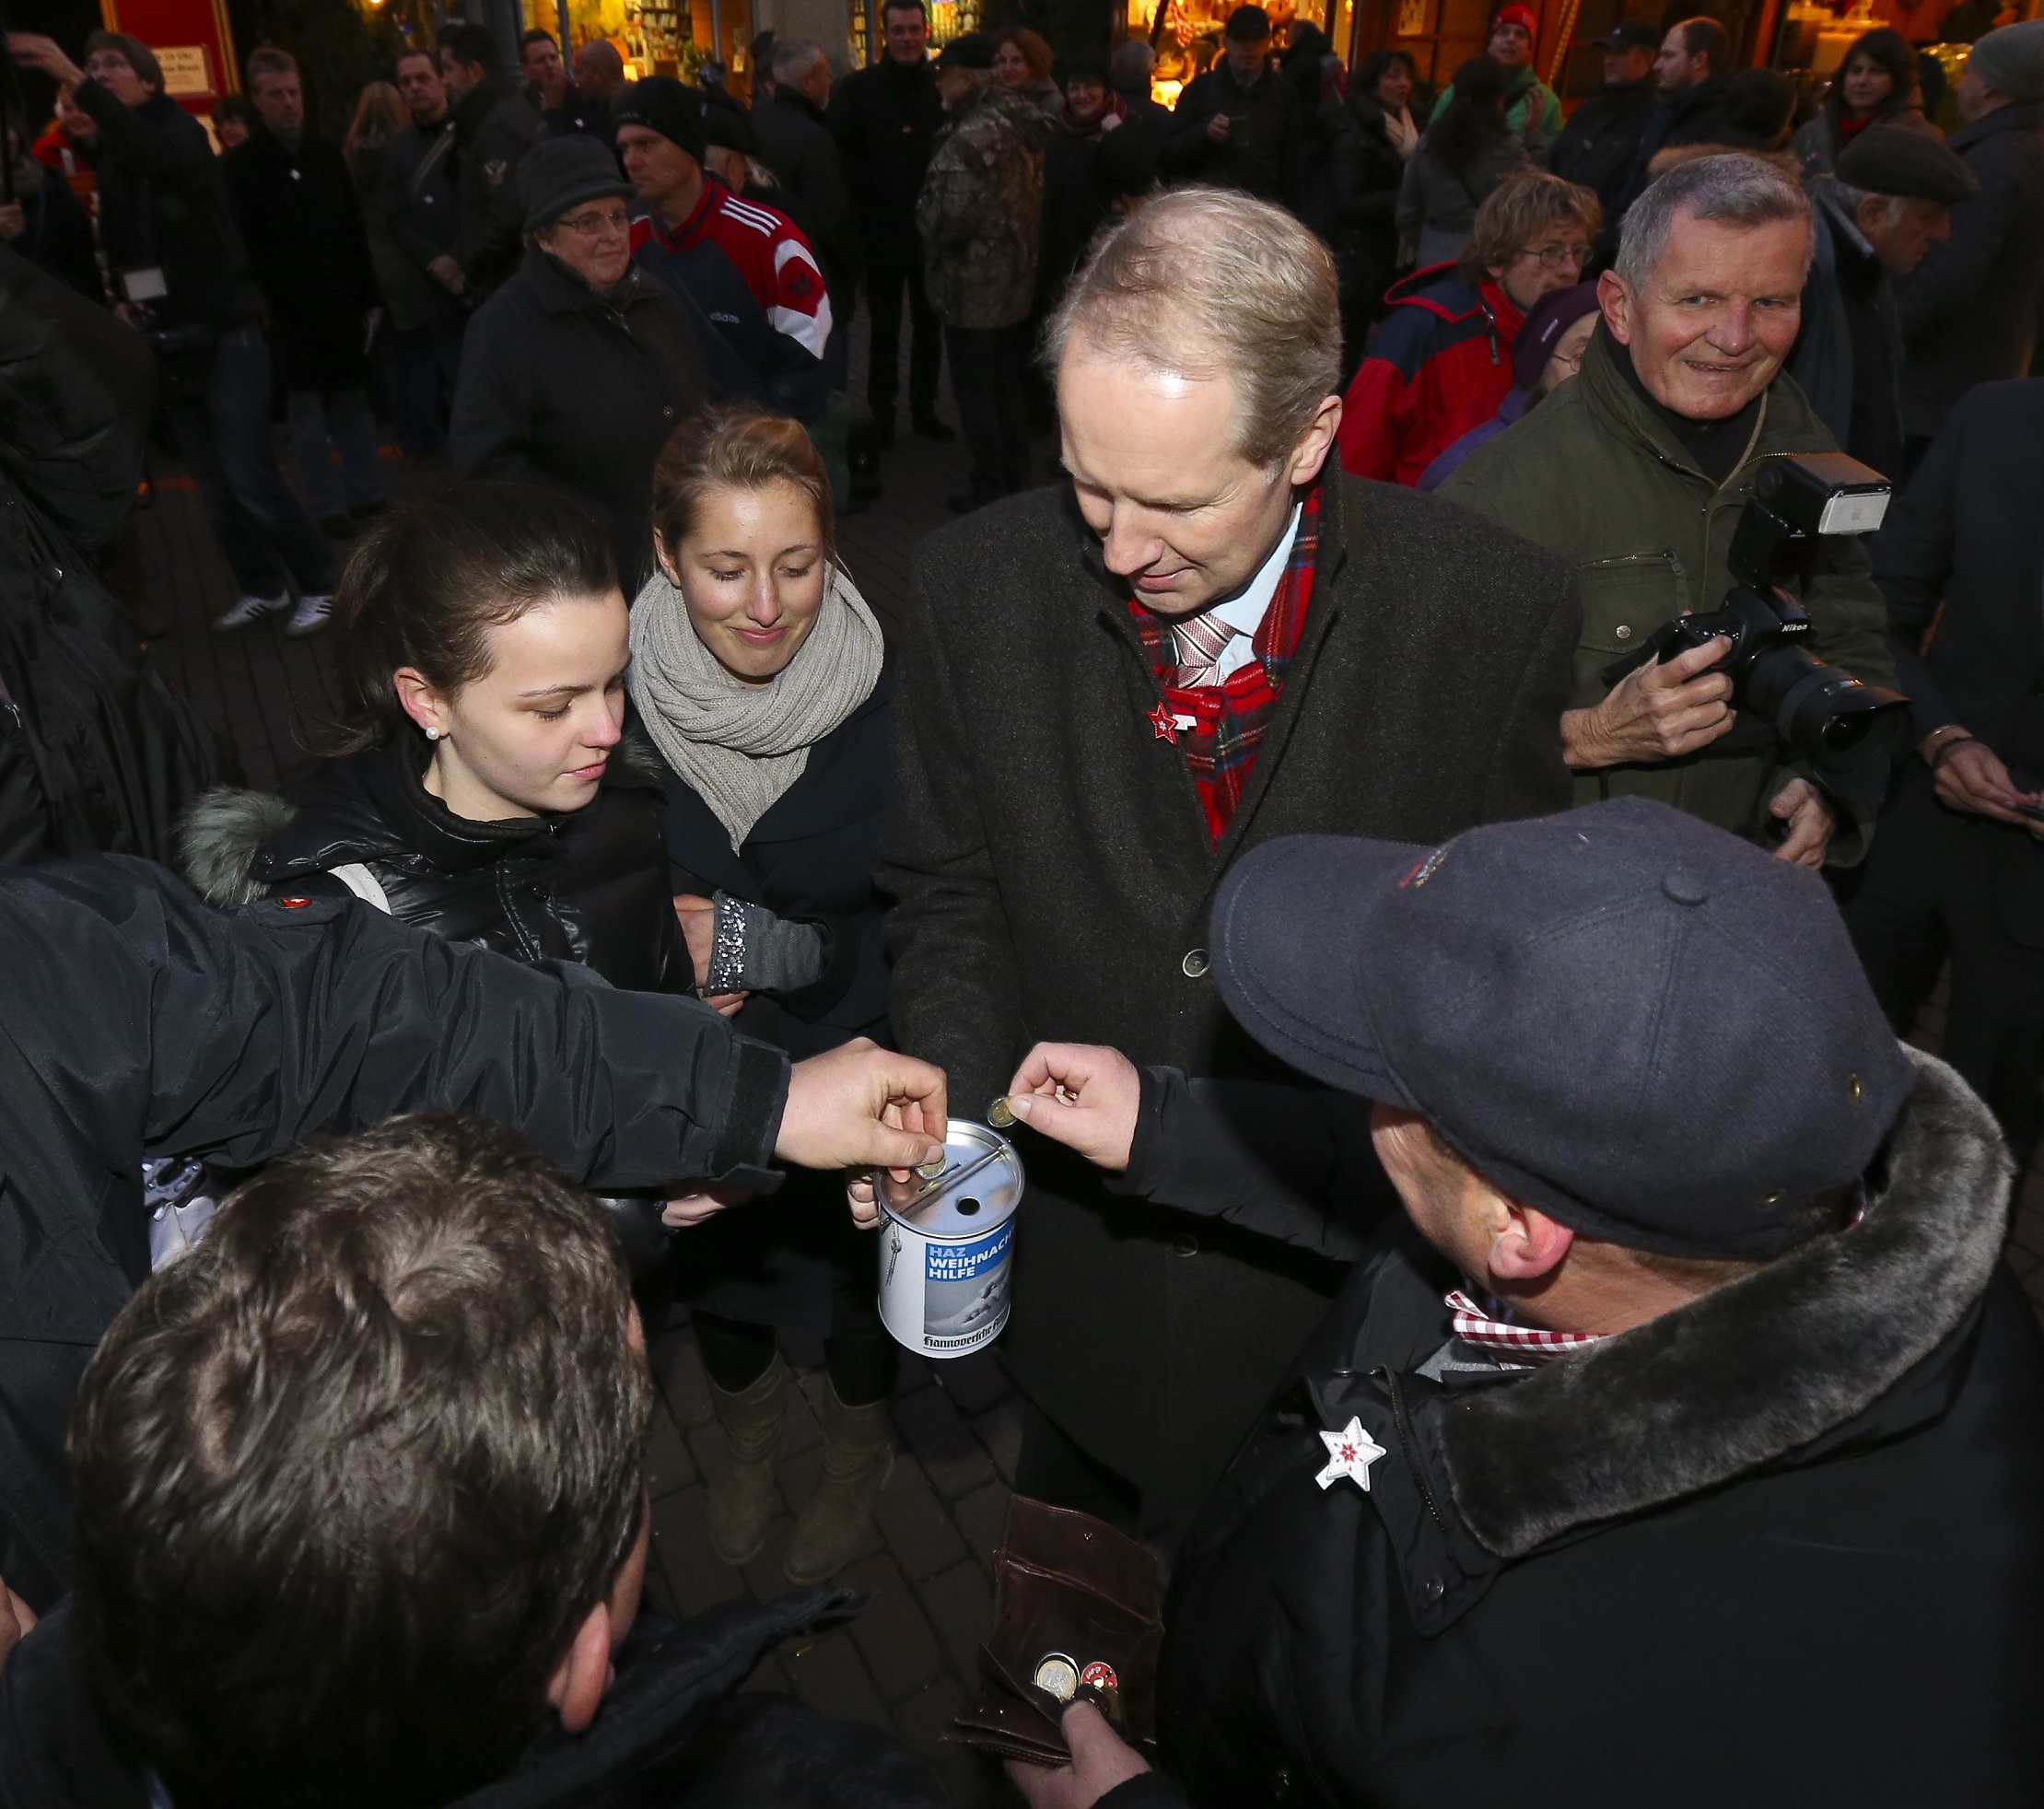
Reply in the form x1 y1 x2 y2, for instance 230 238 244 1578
212 591 290 632
285 594 333 638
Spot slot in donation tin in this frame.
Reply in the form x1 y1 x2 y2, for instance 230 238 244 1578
875 1118 1022 1359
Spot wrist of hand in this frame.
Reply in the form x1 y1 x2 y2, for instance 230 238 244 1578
1928 731 1978 773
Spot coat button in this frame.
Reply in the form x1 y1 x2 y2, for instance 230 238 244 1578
1614 624 1632 639
1172 1234 1199 1257
1181 948 1209 979
661 405 674 418
1422 1576 1447 1603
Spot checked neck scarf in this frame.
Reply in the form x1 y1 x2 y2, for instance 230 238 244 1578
1127 488 1320 846
1445 1289 1604 1369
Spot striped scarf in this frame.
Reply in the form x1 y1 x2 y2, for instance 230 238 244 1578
1127 488 1320 846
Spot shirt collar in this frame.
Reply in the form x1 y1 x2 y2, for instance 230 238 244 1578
1206 502 1302 639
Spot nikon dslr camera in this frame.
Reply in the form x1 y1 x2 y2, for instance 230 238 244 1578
1601 453 1910 802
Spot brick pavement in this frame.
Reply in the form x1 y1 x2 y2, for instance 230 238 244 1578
102 338 2044 1808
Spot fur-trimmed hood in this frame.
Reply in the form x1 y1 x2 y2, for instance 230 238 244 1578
1439 1047 2010 1559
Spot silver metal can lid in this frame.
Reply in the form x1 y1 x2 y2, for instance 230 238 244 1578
874 1117 1022 1238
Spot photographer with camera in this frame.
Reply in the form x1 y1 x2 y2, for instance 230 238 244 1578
6 29 340 635
1439 153 1901 869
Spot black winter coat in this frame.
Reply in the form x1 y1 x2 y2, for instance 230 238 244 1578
1897 99 2044 440
1148 1051 2044 1806
382 115 462 291
1548 76 1656 217
13 168 98 303
450 249 718 590
752 88 862 313
223 128 380 391
1161 59 1303 204
1869 378 2044 946
449 71 547 297
880 475 1577 1536
70 83 261 333
0 1587 947 1808
827 55 944 249
641 663 894 1332
0 856 788 1610
178 738 691 995
1617 73 1731 212
1331 91 1408 321
0 251 216 868
1035 116 1115 311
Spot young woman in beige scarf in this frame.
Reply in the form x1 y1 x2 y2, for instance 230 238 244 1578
628 406 897 1593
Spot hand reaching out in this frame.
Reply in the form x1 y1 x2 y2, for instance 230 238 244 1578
1004 1044 1143 1172
1007 1703 1154 1809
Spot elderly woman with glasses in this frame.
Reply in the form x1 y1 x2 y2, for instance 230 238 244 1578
450 136 724 589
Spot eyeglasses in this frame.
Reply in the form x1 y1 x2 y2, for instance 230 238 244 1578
555 205 632 238
1520 242 1592 272
1548 344 1587 373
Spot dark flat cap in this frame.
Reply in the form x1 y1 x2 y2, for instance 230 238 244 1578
1224 4 1272 39
936 31 996 69
1836 124 1981 204
1209 798 1915 1261
1594 18 1659 50
515 135 633 228
613 76 708 161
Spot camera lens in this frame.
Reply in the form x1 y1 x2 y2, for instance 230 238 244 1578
1746 648 1910 799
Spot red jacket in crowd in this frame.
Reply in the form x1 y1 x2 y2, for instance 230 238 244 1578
1339 265 1524 486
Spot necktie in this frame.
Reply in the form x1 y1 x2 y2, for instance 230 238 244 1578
1173 610 1238 689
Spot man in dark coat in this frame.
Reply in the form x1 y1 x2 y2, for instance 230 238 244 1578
879 189 1576 1543
0 853 946 1614
828 0 948 443
1000 799 2044 1809
6 29 338 631
1160 4 1302 204
383 47 467 454
225 49 386 538
1548 18 1660 219
1791 128 1980 479
753 38 863 350
0 1113 948 1809
1896 21 2044 465
1613 16 1732 215
1841 379 2044 1169
438 22 546 299
451 137 724 590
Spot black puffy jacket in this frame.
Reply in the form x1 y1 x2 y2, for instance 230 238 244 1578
179 738 689 995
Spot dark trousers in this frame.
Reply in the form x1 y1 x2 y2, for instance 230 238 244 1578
1840 774 2044 1166
162 323 338 600
860 235 940 422
944 321 1032 504
388 316 465 455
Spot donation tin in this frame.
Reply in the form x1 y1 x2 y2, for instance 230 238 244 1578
876 1117 1022 1359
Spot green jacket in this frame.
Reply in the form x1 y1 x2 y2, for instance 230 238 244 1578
1428 64 1563 146
915 82 1048 332
1437 328 1900 863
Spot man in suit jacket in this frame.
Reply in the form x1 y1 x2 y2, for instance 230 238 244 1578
881 187 1578 1543
1841 378 2044 1167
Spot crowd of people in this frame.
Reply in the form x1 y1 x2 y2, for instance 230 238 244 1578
0 2 2041 1805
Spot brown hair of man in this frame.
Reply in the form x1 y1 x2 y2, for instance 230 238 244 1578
68 1114 652 1809
1674 14 1731 72
82 29 163 91
1459 169 1603 287
245 44 298 86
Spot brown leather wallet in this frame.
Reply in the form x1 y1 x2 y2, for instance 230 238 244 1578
944 1495 1164 1767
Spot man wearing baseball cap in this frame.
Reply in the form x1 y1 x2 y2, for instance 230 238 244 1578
1427 5 1563 143
1158 5 1303 204
1550 17 1660 216
1000 798 2044 1807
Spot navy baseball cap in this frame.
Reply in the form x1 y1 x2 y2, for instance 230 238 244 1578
1210 799 1916 1260
1594 18 1660 50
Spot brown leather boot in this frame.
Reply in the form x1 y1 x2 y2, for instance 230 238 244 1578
706 1350 790 1566
782 1382 894 1585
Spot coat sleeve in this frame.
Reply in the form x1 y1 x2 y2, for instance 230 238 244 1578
1870 411 1962 741
1897 153 2023 343
1114 1067 1396 1262
71 82 213 189
447 303 550 490
1159 76 1216 176
1337 351 1408 481
1474 549 1578 822
875 567 1023 1109
7 856 788 1193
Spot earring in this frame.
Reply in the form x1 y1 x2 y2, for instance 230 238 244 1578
426 727 442 741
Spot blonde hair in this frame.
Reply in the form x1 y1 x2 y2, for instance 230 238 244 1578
649 406 835 560
1045 185 1340 472
1459 169 1604 286
345 81 410 158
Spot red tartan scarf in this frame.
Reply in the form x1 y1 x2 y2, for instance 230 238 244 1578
1126 489 1321 846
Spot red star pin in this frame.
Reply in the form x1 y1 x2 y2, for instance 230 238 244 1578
1149 702 1179 744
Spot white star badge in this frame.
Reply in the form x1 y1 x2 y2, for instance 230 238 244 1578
1314 1417 1387 1491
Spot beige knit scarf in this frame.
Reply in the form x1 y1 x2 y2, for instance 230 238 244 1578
627 561 884 851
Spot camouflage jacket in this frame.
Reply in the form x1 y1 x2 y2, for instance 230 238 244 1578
916 82 1050 330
